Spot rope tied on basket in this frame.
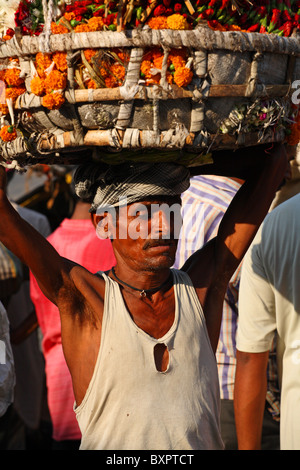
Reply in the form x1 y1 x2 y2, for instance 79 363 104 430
73 161 190 212
39 0 54 53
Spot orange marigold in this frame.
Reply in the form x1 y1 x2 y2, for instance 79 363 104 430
140 60 152 78
52 52 68 72
166 72 173 85
173 67 193 87
51 22 69 34
84 49 97 62
169 48 187 69
87 17 104 31
152 49 165 69
44 70 67 93
36 52 52 71
64 12 76 21
0 104 9 115
0 125 17 142
147 16 168 29
166 14 190 30
104 76 117 88
110 63 126 81
74 24 91 33
36 67 46 79
87 79 97 89
4 68 24 87
30 76 45 96
99 67 109 78
42 92 65 110
113 49 130 64
5 86 26 102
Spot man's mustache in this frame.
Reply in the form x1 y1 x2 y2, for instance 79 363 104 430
143 239 177 250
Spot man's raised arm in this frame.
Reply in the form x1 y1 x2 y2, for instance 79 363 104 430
0 166 70 304
184 143 288 351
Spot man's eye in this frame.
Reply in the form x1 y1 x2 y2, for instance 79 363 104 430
136 211 148 219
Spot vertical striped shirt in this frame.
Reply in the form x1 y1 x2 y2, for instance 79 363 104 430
174 175 280 419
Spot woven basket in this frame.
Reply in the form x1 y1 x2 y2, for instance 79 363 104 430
1 23 300 168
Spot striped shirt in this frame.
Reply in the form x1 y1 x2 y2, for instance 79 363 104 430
174 175 280 419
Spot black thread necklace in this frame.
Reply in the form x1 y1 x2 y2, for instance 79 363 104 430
112 266 172 297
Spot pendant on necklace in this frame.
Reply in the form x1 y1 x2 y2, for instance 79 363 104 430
140 290 147 297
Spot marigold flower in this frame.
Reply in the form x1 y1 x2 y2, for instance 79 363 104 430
64 12 76 21
147 16 168 29
104 75 118 88
84 49 97 62
42 92 65 110
4 68 24 87
30 76 45 96
5 87 26 102
87 79 97 89
52 52 68 72
110 63 126 81
74 23 91 32
51 22 69 34
166 14 190 30
114 50 130 64
36 67 47 79
0 125 17 142
87 17 104 31
140 60 152 79
0 104 9 115
173 66 193 87
44 70 67 93
36 52 53 71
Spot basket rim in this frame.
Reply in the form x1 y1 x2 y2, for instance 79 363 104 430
1 26 300 59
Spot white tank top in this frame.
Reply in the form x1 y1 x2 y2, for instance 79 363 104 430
75 269 224 450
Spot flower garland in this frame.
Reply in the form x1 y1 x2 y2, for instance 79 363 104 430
1 1 300 147
7 0 300 38
30 52 67 109
140 47 193 87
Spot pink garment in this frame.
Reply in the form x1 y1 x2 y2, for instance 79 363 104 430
30 218 116 442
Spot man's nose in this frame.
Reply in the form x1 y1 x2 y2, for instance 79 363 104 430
151 209 171 236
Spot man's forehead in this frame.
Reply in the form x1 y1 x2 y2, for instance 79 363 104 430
127 196 182 206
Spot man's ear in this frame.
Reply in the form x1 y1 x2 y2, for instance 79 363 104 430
91 212 100 228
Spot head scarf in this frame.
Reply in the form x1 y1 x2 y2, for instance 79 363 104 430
73 161 190 212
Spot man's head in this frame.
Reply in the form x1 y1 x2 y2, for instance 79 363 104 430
73 161 190 271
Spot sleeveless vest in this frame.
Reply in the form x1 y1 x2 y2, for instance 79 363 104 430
75 269 224 450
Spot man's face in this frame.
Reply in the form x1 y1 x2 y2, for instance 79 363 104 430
94 196 182 271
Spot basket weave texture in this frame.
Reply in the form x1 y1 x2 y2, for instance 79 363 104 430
1 25 300 167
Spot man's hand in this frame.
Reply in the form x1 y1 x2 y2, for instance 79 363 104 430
190 143 289 181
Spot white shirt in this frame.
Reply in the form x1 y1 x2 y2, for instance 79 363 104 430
237 193 300 450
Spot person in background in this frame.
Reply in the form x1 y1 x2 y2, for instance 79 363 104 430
30 189 116 450
173 174 271 449
235 192 300 450
6 200 52 449
0 244 22 450
174 150 300 449
0 301 15 450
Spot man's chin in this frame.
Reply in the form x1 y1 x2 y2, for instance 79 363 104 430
144 254 175 272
